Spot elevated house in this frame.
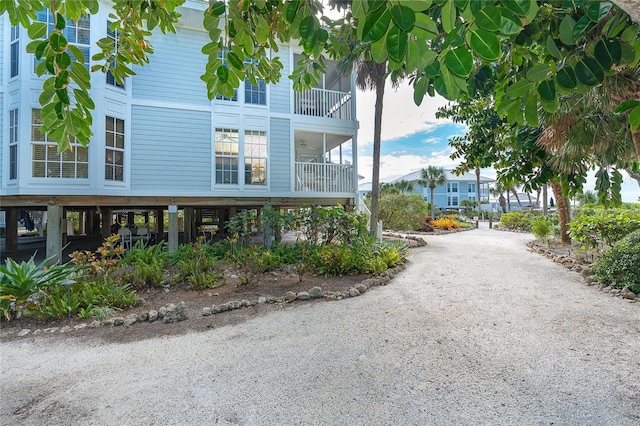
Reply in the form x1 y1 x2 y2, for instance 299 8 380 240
391 169 493 210
0 2 359 261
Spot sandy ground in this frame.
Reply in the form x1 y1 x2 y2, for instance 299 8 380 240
1 225 639 425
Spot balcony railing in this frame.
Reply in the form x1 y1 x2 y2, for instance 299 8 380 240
294 162 354 193
294 88 352 120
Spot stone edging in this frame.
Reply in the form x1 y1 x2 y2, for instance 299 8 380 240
527 240 639 304
8 263 407 338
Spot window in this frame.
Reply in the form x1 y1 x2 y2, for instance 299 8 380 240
245 79 266 105
215 51 238 102
9 110 18 180
105 116 125 181
447 182 458 193
244 130 267 185
447 196 459 207
215 128 239 184
31 109 88 178
468 182 476 193
106 21 124 88
10 25 19 78
35 10 90 71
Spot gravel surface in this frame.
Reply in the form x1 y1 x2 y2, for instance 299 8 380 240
1 225 639 425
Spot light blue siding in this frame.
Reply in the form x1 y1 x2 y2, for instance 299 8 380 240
269 46 290 114
0 17 4 86
0 93 3 187
269 118 291 191
132 27 209 105
130 106 211 190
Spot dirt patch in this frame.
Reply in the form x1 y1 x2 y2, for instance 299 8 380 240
0 270 373 344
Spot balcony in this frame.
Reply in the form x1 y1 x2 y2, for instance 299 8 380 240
294 162 354 193
294 88 353 120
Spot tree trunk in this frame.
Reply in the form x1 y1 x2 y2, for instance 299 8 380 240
612 0 640 25
498 194 507 213
625 168 640 187
369 74 386 235
550 179 571 244
475 167 481 219
430 186 436 218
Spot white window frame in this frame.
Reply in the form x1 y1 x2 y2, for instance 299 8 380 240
447 182 458 193
447 195 459 207
467 182 476 193
31 109 89 179
9 109 18 180
105 116 125 181
10 25 19 78
215 128 240 184
106 20 125 88
35 10 90 71
244 130 267 185
244 78 267 105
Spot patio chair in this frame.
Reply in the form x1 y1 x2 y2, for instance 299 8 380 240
118 227 132 249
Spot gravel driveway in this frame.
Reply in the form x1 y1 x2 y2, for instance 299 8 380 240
2 225 639 425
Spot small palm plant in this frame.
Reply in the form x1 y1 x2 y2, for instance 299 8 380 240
0 254 77 320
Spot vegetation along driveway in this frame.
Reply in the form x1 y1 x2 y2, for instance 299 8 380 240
1 226 639 425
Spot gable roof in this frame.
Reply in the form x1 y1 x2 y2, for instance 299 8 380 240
390 169 494 184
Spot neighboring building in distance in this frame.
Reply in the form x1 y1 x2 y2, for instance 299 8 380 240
390 169 493 210
0 2 358 259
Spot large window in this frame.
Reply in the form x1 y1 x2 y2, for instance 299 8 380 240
245 79 266 105
10 25 19 78
447 182 458 193
36 10 90 70
9 110 18 180
244 130 267 185
467 182 476 193
31 109 88 178
106 21 124 88
215 128 239 184
105 116 125 181
447 196 459 207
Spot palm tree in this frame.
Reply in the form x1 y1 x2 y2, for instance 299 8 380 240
418 166 447 218
490 182 508 213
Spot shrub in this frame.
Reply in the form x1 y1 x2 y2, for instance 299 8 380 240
0 254 78 320
531 216 553 239
569 210 640 250
229 245 277 284
171 242 224 289
431 216 460 230
378 193 430 231
592 230 640 294
498 211 534 231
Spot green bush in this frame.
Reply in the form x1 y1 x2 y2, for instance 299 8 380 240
378 193 429 231
498 211 534 231
569 209 640 249
531 215 556 239
592 230 640 294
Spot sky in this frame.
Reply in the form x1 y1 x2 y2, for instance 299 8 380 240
354 80 640 203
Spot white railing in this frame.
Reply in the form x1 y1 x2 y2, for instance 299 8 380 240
294 88 352 120
294 162 354 193
356 197 371 216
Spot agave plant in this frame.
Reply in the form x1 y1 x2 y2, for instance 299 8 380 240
0 254 78 319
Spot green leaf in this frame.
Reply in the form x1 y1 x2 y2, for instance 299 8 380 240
499 8 522 36
210 1 225 16
500 0 530 16
524 92 538 126
475 5 501 31
621 24 639 43
299 16 316 39
56 89 70 106
67 45 85 63
406 39 421 71
614 99 640 113
54 13 66 30
216 65 229 84
227 51 244 70
56 52 71 69
444 47 473 77
587 1 613 22
559 15 576 45
362 7 391 43
368 0 385 12
468 28 501 61
412 13 438 39
441 0 456 34
572 15 593 41
405 1 432 12
546 36 561 59
49 32 68 54
540 96 558 113
525 64 551 81
391 5 415 32
506 79 535 98
434 65 459 100
556 66 577 89
496 98 520 116
370 35 388 63
386 26 408 62
594 39 621 69
537 79 555 102
424 60 440 77
28 21 47 39
73 88 95 110
414 76 428 106
630 105 640 132
68 63 90 91
574 57 604 86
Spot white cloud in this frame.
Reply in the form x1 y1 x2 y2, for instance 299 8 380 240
422 137 440 145
358 152 459 183
356 81 451 146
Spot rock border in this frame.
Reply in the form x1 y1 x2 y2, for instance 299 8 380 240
8 263 407 338
527 240 639 304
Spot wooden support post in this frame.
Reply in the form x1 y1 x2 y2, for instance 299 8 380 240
46 205 63 264
184 208 194 243
101 207 113 240
4 208 19 254
168 205 179 252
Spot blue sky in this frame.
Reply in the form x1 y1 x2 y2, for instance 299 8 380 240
354 81 640 202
